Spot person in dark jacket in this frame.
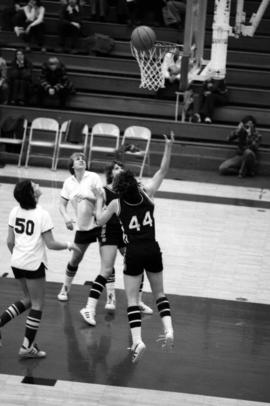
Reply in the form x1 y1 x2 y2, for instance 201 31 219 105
38 56 75 107
58 0 83 53
219 115 262 177
190 78 228 124
8 49 33 105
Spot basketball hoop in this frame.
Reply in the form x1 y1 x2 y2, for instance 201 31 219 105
131 41 183 92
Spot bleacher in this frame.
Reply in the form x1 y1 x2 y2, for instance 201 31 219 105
0 0 270 175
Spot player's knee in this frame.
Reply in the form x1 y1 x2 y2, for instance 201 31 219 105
21 297 31 309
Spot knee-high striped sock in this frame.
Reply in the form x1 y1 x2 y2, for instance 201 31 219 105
0 301 28 327
87 275 107 308
156 296 173 332
64 263 78 290
127 305 142 344
22 309 42 349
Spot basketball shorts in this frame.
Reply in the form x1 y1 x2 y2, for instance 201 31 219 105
74 227 101 245
99 226 125 249
123 240 163 276
12 262 46 279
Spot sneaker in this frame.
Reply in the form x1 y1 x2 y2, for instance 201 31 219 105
19 344 46 359
105 293 116 312
57 285 69 301
80 307 96 326
129 341 146 363
139 301 153 315
204 116 212 124
157 329 174 351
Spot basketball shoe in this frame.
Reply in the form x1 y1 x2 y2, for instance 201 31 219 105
80 307 96 326
139 301 153 315
129 341 146 363
19 344 46 359
157 329 174 351
57 285 69 302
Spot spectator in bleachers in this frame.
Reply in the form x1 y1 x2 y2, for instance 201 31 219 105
38 56 75 107
0 1 26 31
58 0 84 53
162 48 182 84
13 0 46 52
0 52 9 104
190 78 228 124
136 0 164 26
8 49 33 106
219 116 261 178
162 0 186 28
115 0 139 26
88 0 108 21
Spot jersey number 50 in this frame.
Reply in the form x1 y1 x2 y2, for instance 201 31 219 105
15 218 35 236
128 211 153 231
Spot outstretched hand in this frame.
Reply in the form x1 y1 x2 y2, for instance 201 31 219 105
163 130 175 144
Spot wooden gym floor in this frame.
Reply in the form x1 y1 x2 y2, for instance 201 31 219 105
0 165 270 406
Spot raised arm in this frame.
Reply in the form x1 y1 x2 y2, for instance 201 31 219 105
144 131 174 198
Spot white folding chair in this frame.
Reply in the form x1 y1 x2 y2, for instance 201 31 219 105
88 123 120 169
0 118 28 167
121 126 151 178
24 117 59 169
54 121 89 170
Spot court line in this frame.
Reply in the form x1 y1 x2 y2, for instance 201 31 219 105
1 176 269 209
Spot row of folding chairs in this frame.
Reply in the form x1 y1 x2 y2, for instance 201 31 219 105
0 118 152 178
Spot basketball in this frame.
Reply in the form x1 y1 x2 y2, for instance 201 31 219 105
131 26 156 52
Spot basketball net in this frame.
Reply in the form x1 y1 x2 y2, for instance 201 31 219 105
131 42 182 92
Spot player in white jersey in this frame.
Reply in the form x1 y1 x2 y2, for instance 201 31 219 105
0 180 80 358
57 152 103 301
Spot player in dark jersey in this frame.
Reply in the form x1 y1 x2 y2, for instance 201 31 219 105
80 161 153 326
95 132 174 363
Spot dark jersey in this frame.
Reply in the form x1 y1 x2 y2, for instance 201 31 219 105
100 186 122 239
118 190 155 244
104 186 120 228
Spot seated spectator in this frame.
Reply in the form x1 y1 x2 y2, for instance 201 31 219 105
138 0 164 26
116 0 139 26
162 0 186 28
0 1 26 31
88 0 108 21
0 52 9 104
38 56 75 107
162 48 182 83
8 49 33 105
190 78 228 124
13 0 46 52
58 0 84 53
219 116 261 178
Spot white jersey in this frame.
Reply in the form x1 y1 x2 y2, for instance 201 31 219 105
8 205 54 271
61 171 102 231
